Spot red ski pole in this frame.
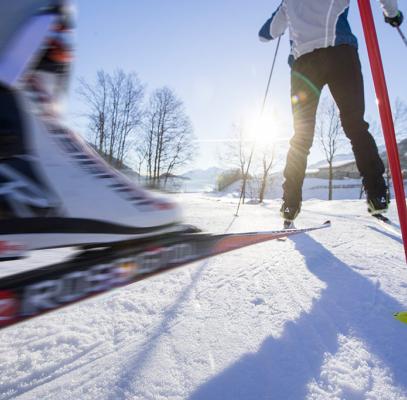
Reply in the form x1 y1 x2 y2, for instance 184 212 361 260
358 0 407 263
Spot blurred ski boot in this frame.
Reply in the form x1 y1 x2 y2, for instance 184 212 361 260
0 2 182 256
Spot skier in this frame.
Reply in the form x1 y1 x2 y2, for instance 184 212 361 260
0 1 182 254
259 0 403 226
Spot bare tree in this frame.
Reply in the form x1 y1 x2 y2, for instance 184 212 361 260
258 145 276 203
218 125 278 203
236 126 250 204
77 69 144 168
316 99 344 200
141 87 196 188
219 123 252 202
77 70 109 153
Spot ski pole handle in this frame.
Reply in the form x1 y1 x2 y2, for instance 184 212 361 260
397 27 407 47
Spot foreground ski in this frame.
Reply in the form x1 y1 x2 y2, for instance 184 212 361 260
0 221 330 330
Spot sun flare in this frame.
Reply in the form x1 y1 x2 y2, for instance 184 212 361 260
243 108 285 147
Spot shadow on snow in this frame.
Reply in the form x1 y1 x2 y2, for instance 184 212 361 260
367 225 403 245
189 234 407 400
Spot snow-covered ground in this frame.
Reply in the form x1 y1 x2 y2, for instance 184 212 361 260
1 194 407 400
212 176 375 201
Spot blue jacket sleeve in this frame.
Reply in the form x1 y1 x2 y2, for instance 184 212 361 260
259 3 287 41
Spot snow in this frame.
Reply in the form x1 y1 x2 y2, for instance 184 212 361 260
211 175 368 201
1 194 407 400
212 174 407 202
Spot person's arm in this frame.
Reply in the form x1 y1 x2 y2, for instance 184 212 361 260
259 3 287 42
378 0 403 27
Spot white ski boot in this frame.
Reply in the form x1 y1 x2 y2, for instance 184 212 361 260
0 2 183 257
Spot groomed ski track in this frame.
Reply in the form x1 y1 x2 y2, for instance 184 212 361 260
1 194 406 400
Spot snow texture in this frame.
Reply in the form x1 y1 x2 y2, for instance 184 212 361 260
0 194 406 400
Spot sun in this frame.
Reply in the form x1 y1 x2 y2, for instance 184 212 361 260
243 108 284 147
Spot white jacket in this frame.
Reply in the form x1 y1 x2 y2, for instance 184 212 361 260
259 0 399 62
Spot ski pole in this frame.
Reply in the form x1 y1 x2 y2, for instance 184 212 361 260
358 0 407 263
396 27 407 47
235 36 281 216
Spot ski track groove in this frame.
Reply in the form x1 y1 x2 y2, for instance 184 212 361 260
0 330 60 350
11 314 178 400
3 288 199 400
1 341 104 400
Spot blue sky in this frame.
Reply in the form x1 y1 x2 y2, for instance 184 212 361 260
68 0 407 170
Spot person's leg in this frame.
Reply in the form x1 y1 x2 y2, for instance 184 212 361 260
282 53 324 219
326 45 387 209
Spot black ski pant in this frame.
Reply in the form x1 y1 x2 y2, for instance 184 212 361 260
283 44 386 207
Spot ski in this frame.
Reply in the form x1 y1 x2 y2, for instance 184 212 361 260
0 221 330 330
371 214 401 238
372 214 392 224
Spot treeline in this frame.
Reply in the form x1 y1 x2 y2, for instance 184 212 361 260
77 69 196 187
217 123 278 203
216 96 407 203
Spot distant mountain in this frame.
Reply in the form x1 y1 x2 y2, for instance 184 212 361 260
181 167 224 181
180 167 225 192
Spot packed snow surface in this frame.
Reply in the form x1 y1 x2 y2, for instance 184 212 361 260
1 194 407 400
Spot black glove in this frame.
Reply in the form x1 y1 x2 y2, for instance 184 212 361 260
385 11 404 27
